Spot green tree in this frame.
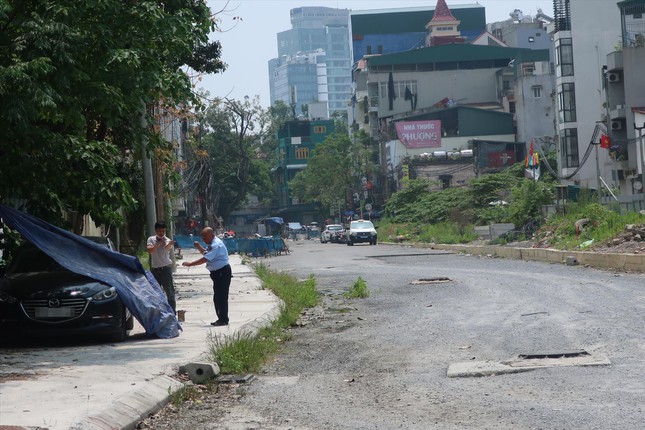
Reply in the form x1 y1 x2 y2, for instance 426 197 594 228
290 133 356 216
261 100 292 164
0 0 225 230
189 96 272 225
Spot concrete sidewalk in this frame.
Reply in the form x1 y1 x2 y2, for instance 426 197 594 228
0 250 281 430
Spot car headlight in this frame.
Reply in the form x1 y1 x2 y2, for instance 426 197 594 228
0 290 17 304
92 286 118 301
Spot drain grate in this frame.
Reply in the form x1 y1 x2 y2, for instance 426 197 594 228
518 350 590 360
410 277 451 285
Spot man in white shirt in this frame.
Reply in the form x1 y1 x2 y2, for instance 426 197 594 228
182 227 231 326
146 221 176 313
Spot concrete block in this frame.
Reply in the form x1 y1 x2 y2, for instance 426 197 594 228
490 223 515 238
179 362 220 384
565 256 578 266
474 226 491 238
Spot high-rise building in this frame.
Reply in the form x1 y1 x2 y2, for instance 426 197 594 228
268 7 351 118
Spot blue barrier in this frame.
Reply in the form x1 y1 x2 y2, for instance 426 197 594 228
174 235 286 257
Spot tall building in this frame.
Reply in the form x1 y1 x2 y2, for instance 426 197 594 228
269 50 328 118
551 0 623 191
268 7 351 118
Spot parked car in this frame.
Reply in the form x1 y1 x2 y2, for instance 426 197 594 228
0 237 134 342
347 220 378 246
320 224 345 243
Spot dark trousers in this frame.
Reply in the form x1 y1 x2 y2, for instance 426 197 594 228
209 264 232 323
151 265 176 312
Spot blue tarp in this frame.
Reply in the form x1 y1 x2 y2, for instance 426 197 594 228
0 204 180 338
265 217 284 226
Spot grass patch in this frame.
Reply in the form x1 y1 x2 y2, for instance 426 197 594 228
537 202 644 250
378 220 478 244
207 264 319 374
168 384 203 406
345 276 370 299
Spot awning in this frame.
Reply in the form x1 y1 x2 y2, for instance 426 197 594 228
265 217 284 226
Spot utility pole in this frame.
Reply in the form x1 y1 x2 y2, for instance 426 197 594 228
141 106 156 236
600 68 611 204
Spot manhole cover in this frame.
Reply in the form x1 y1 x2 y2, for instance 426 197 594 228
518 350 589 360
410 277 451 285
507 349 610 369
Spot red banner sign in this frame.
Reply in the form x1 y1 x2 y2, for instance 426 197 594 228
395 120 442 148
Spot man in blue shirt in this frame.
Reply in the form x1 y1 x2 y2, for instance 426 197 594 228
182 227 231 326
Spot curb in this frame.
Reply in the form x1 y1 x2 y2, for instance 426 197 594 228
71 375 183 430
381 241 645 273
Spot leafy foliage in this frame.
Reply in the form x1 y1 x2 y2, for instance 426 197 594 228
385 160 558 230
385 180 473 224
0 0 225 229
188 96 272 225
508 180 554 227
289 133 353 213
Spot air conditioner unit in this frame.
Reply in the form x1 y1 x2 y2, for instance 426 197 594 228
608 72 621 83
611 120 623 130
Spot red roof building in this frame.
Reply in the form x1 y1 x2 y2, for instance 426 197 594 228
425 0 466 46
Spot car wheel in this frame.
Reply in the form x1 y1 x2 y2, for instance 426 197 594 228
108 312 131 342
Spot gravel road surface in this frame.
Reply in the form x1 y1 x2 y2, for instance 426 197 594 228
142 240 645 430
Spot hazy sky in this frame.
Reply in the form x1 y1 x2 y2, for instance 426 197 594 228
201 0 554 107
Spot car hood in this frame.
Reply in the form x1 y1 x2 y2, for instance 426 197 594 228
351 227 376 233
0 271 107 299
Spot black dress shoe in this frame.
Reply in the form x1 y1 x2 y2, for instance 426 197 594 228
210 320 228 326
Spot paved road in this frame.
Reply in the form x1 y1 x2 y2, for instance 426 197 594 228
0 249 281 430
184 240 645 430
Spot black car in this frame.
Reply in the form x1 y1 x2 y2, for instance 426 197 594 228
0 238 133 342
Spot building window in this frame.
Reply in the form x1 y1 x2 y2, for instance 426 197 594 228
528 36 535 42
509 101 516 114
558 83 576 122
561 128 579 168
556 38 574 76
313 126 326 133
522 63 535 76
366 45 372 55
503 80 511 90
295 147 309 159
380 80 417 99
532 85 543 98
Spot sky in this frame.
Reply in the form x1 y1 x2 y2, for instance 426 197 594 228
201 0 554 107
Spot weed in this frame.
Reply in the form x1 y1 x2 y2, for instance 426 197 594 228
205 264 319 375
168 385 201 406
345 276 370 299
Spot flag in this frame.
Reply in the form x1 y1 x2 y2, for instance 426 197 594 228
600 134 611 149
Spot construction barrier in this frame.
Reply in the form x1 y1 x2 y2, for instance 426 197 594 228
174 235 287 257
